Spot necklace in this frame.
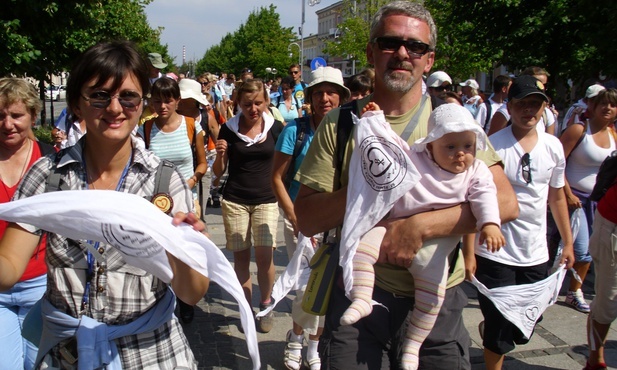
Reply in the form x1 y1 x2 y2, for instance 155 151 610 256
0 139 33 198
86 152 132 191
87 171 121 190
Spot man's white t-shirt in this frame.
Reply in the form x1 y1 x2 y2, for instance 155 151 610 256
479 127 565 266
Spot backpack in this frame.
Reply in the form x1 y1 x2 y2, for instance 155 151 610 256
590 149 617 202
482 100 492 132
283 116 311 189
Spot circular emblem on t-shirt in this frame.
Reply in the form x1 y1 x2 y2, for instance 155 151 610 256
359 135 408 191
100 223 162 258
294 90 305 103
152 193 173 214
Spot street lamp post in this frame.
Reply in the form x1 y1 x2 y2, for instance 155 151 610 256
288 43 301 66
299 0 320 78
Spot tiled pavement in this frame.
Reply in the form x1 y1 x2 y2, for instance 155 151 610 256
181 207 617 370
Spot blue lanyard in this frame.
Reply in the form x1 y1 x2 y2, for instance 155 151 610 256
81 153 132 312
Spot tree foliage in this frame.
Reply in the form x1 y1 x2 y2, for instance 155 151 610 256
315 0 617 103
199 5 296 79
2 0 168 123
2 0 166 77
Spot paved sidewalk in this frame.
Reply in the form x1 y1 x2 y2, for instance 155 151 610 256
182 208 617 370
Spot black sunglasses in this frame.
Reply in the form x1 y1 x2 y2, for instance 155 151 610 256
434 85 452 92
521 153 532 184
372 37 432 56
82 90 143 109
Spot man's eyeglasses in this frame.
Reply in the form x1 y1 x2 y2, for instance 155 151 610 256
290 70 300 75
81 90 143 109
521 153 532 184
372 37 432 57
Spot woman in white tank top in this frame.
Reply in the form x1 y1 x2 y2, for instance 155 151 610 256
559 88 617 313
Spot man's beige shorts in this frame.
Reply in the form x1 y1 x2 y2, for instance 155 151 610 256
221 199 279 251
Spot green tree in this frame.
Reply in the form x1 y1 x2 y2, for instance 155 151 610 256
425 0 617 104
199 5 295 79
2 0 166 123
322 0 389 70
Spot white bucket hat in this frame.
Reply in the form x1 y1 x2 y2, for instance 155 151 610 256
305 66 351 101
414 103 487 152
179 79 209 107
426 71 452 87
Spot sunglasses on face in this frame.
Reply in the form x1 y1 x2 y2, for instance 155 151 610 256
372 37 432 56
81 90 143 109
200 81 209 86
521 153 532 184
434 85 452 92
290 70 300 75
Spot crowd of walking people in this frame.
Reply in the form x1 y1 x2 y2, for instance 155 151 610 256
0 1 616 369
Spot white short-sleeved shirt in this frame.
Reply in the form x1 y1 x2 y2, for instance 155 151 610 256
480 127 566 266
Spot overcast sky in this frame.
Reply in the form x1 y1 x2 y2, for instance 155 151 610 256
145 0 339 64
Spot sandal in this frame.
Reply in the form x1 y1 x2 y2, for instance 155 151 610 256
307 356 321 370
284 330 303 370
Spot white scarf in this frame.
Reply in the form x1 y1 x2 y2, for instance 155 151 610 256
256 233 315 318
226 112 274 146
340 111 421 297
0 190 261 370
471 267 567 340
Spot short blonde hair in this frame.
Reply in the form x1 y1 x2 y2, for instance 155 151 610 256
0 78 42 119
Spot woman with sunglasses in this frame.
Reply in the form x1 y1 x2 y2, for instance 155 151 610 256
557 88 617 315
0 41 209 369
475 75 573 370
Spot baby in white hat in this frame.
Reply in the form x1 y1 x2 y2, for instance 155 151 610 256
342 103 505 370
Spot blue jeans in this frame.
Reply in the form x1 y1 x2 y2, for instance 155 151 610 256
571 189 595 264
0 274 46 370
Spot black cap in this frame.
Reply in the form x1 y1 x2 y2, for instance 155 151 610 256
508 75 548 101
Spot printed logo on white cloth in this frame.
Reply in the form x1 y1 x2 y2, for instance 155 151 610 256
522 301 541 331
101 223 163 257
360 135 408 191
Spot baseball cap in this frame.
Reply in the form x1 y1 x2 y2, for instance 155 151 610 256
508 75 549 101
459 79 479 90
426 71 452 88
585 84 606 99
